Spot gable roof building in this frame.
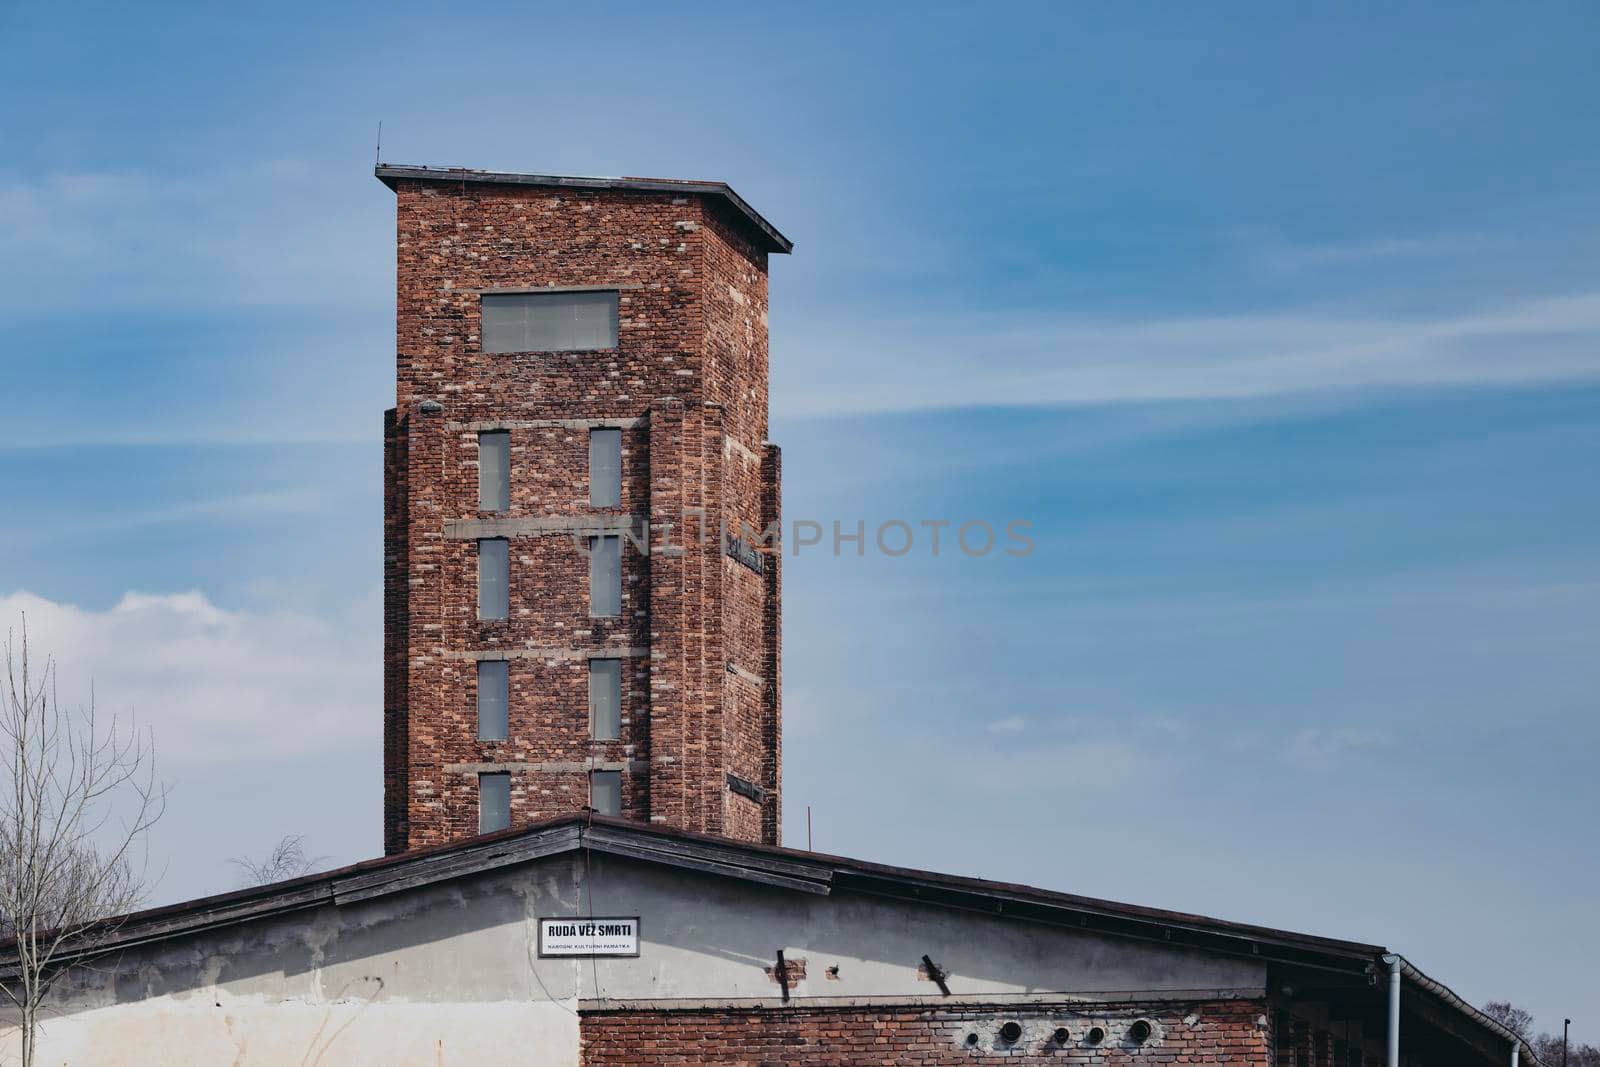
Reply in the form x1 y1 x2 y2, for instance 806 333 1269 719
3 814 1533 1066
2 168 1534 1066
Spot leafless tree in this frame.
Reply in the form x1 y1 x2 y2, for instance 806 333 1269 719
1485 1001 1536 1038
229 834 324 887
0 619 165 1067
1483 1001 1598 1067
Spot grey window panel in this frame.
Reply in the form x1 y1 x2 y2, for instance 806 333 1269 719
477 659 509 741
589 428 621 507
478 538 509 620
481 291 619 353
589 658 621 740
478 431 510 512
479 773 511 833
589 535 621 617
591 770 621 817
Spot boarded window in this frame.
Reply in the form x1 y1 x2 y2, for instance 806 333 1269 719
478 538 509 620
481 291 618 353
477 659 509 741
591 770 621 817
479 772 511 833
589 428 621 507
478 431 510 512
589 535 620 617
589 658 621 740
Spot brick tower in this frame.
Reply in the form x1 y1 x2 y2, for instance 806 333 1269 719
378 165 789 855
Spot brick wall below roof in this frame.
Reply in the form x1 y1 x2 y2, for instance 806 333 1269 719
581 998 1272 1066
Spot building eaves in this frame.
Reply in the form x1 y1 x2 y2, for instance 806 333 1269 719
0 815 1527 1066
373 164 794 255
1386 955 1545 1067
3 813 1376 975
589 817 1384 971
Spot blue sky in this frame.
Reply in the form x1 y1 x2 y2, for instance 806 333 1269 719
2 0 1597 1034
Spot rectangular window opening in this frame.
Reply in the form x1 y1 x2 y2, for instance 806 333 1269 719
477 659 509 741
478 431 510 512
481 290 619 353
589 658 621 741
589 428 621 508
588 535 621 617
479 772 511 833
590 770 621 818
478 538 509 620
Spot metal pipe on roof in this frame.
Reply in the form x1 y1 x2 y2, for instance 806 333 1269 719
1383 953 1402 1067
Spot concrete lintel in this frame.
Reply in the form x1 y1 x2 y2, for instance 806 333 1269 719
444 759 648 775
722 434 760 465
464 283 646 295
444 514 647 539
445 647 649 662
448 416 647 432
726 663 765 688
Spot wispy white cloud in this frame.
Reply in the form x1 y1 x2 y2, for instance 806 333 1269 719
0 163 387 313
0 162 390 448
118 489 327 526
1285 727 1394 771
0 489 337 556
961 736 1164 793
776 290 1600 416
986 715 1027 734
0 590 376 767
1252 234 1491 274
968 710 1395 786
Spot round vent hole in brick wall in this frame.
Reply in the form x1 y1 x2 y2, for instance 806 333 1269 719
1086 1025 1106 1045
999 1021 1023 1045
1129 1020 1153 1044
1054 1027 1071 1045
965 1032 979 1047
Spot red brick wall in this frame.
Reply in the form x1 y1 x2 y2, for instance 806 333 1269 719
383 177 782 852
382 409 410 855
581 999 1272 1066
1270 1009 1386 1067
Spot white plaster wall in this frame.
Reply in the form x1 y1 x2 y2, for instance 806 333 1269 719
10 1001 577 1067
579 854 1267 1002
4 849 1267 1065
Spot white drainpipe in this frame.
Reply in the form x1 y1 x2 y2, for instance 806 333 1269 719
1382 953 1402 1067
1383 952 1529 1067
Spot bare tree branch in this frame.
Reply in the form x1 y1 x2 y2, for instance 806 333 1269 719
0 616 167 1067
1483 1001 1536 1039
229 834 325 887
1483 1001 1600 1067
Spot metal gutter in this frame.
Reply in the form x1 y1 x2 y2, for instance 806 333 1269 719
1384 953 1542 1067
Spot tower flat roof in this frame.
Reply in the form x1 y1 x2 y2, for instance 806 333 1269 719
375 164 793 254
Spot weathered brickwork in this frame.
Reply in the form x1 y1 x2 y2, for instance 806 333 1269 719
581 999 1273 1066
1270 1010 1387 1067
381 171 785 853
382 409 411 855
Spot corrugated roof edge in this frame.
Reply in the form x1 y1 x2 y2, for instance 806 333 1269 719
1386 954 1545 1067
374 164 793 254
